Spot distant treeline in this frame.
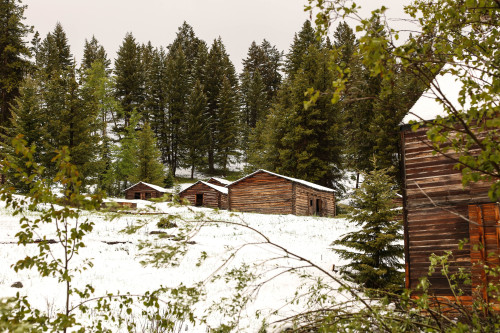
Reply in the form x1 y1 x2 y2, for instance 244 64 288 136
0 0 425 196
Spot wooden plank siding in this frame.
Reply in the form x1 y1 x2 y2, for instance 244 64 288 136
179 182 228 209
468 203 500 302
124 183 165 200
228 170 336 217
401 125 496 298
295 183 335 217
228 172 293 214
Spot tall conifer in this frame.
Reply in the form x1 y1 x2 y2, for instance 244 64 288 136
132 122 165 186
182 80 208 179
0 0 31 130
114 33 144 128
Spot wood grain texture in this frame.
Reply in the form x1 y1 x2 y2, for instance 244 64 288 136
228 170 336 216
179 182 228 209
124 183 164 200
401 126 496 297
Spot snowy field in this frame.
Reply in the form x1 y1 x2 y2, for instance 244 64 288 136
0 197 355 332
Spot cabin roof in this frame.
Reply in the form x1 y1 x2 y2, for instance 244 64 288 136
180 180 229 195
229 169 335 193
123 181 169 193
208 177 232 186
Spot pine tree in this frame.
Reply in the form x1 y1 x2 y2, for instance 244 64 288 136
285 20 321 76
116 113 139 189
240 69 266 155
132 122 165 186
36 22 73 74
279 45 343 189
181 80 208 179
240 40 282 159
79 60 121 193
143 47 169 162
331 161 404 293
204 38 238 173
215 76 240 173
81 35 110 72
164 46 189 175
0 0 32 131
114 32 144 128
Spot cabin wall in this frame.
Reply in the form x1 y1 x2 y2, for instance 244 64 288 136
229 172 293 214
125 183 162 200
294 183 335 217
179 182 227 209
402 126 494 296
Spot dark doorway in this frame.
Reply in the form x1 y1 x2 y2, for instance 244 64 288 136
316 199 322 216
134 192 141 199
145 192 151 199
195 194 203 206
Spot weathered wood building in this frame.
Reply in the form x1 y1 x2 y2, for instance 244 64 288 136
228 169 335 216
124 181 169 200
179 181 228 209
401 125 498 302
207 177 232 187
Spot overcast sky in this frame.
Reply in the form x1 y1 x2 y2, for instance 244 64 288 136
23 0 413 73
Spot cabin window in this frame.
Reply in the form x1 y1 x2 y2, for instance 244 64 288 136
145 192 151 199
195 194 203 206
134 192 141 199
310 199 313 206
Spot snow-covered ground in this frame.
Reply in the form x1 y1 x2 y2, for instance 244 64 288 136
0 197 356 332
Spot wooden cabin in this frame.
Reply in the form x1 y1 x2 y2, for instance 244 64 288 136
124 181 169 200
179 181 228 209
207 177 232 187
401 124 498 304
227 169 335 217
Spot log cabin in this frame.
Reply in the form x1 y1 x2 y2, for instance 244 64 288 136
227 169 335 217
179 180 228 209
401 124 499 305
124 181 169 200
207 177 232 187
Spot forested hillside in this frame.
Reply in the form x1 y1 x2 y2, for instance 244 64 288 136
0 0 425 197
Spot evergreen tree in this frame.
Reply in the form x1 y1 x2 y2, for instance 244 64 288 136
81 35 110 72
181 80 208 179
143 47 169 162
285 20 321 76
331 161 404 293
114 32 144 128
169 22 205 81
36 22 73 74
116 113 139 189
0 0 32 131
240 69 266 155
204 38 238 173
278 45 343 189
131 122 165 186
164 46 189 175
79 60 121 193
259 40 282 102
28 25 98 184
215 76 240 173
240 40 282 158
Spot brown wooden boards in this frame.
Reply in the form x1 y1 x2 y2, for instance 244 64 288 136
401 126 496 298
